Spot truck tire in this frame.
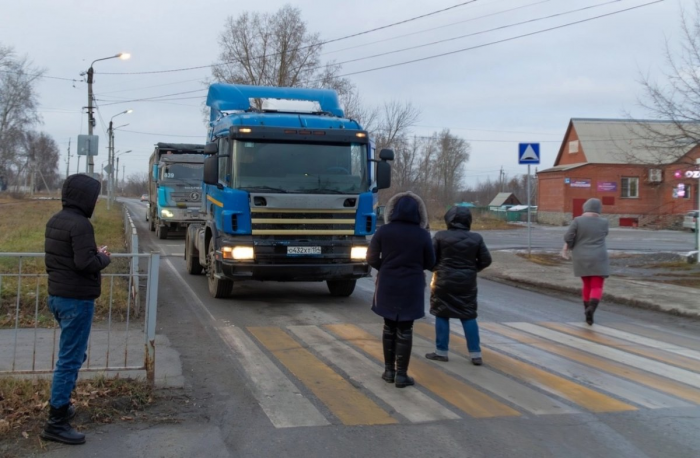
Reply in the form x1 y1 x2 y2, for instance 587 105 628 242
185 231 203 275
327 280 356 297
149 213 155 232
207 242 233 298
156 223 168 240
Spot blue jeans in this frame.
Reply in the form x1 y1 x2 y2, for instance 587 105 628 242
48 296 94 408
435 316 481 359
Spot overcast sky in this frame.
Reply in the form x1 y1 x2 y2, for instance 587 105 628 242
0 0 685 187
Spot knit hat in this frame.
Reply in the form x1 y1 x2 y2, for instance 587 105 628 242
582 198 602 214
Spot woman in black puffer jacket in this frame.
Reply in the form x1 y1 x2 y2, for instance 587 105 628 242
426 206 492 366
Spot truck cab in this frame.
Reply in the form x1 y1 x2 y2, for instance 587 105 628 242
185 84 393 298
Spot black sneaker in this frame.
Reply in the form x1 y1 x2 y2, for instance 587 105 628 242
425 352 448 362
471 357 483 366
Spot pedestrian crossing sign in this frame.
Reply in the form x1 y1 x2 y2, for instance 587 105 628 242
519 143 540 164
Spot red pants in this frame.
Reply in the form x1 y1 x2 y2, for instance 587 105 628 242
581 276 605 302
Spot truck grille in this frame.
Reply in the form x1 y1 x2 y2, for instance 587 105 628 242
170 191 202 203
250 209 356 236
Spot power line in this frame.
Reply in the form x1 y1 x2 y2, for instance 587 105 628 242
322 0 664 81
98 1 480 76
0 69 82 83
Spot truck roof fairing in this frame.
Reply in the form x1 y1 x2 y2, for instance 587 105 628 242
206 84 345 122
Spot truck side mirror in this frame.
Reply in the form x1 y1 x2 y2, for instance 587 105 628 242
204 142 218 154
152 164 158 181
379 149 394 161
203 156 218 185
377 161 391 190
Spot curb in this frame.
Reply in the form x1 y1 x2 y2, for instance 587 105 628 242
481 272 700 319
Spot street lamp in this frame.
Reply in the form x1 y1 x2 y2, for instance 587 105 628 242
85 52 130 176
116 150 132 196
107 110 132 207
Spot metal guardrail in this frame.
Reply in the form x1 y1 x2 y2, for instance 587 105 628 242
123 206 141 316
0 252 160 386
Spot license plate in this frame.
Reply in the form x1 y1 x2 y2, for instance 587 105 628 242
287 246 322 256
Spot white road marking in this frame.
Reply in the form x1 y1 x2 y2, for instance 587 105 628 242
163 259 329 428
507 323 700 389
567 323 700 362
289 325 460 423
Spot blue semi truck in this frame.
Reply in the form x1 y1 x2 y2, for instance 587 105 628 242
147 143 207 239
184 84 393 298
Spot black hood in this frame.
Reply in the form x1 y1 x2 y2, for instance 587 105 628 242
445 206 472 230
390 196 421 225
62 174 101 218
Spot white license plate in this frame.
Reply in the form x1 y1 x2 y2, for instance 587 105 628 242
287 246 322 255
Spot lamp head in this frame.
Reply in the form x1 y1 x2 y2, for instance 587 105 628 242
118 53 131 60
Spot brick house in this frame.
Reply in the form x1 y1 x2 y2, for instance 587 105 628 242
538 118 700 228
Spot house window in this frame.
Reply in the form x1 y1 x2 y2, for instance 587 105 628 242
569 140 579 154
676 183 691 199
621 177 639 198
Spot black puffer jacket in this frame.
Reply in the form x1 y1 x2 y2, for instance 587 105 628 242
45 175 110 299
430 207 492 320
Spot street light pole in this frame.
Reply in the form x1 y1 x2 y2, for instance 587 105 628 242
85 52 130 176
107 111 132 208
115 150 132 198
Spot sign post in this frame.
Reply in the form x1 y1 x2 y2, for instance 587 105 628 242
519 143 540 256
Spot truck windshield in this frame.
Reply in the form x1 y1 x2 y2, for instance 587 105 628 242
232 140 368 194
161 163 203 184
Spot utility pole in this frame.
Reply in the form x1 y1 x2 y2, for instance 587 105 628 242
87 67 95 176
65 138 71 179
107 120 113 209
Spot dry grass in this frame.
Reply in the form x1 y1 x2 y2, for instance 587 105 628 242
0 375 152 455
0 197 129 328
516 253 566 266
644 261 695 271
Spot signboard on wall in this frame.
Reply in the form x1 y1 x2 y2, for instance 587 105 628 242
570 179 591 188
597 181 618 192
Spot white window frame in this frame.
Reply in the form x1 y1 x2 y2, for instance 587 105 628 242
621 177 639 199
569 140 579 154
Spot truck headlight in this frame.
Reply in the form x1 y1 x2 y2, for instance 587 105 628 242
161 209 174 218
351 246 368 260
222 246 255 260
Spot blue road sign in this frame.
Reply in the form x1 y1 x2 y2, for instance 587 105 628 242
518 143 540 164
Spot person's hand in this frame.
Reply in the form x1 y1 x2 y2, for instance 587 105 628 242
98 246 111 257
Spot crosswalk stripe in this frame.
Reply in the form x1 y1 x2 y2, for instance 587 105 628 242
248 326 396 426
478 328 691 409
326 324 521 418
482 322 700 406
288 325 460 423
218 327 329 428
541 323 700 372
605 322 700 352
507 323 700 389
567 322 700 362
414 323 636 413
409 332 580 415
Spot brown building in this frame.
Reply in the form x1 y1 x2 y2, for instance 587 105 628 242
538 118 700 228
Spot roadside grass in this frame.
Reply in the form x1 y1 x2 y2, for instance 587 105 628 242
644 260 696 271
0 197 130 328
0 375 153 456
516 252 565 266
430 215 523 231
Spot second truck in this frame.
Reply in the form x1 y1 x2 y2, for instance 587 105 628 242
184 83 394 298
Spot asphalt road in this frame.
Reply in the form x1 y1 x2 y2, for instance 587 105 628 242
64 199 700 458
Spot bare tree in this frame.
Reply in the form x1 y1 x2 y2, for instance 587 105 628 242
373 100 420 150
211 5 354 100
23 131 60 192
637 1 700 163
433 129 470 204
0 44 44 186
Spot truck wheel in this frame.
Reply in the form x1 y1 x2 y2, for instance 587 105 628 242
207 242 233 298
185 231 203 275
149 214 155 232
327 280 356 297
156 224 168 240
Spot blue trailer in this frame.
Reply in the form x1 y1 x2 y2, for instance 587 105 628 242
184 84 393 298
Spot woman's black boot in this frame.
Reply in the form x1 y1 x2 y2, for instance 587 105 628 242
381 324 396 383
395 327 415 388
40 404 86 445
585 299 599 325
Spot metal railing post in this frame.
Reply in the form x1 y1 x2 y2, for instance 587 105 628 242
144 252 160 386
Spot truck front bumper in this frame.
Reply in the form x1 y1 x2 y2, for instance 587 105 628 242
220 262 370 281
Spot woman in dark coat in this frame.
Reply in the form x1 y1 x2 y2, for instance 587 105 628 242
367 191 435 388
426 206 491 366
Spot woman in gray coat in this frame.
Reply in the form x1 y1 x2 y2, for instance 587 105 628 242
563 198 610 325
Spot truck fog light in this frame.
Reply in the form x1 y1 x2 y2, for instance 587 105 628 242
161 209 174 218
222 246 254 260
351 246 368 260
